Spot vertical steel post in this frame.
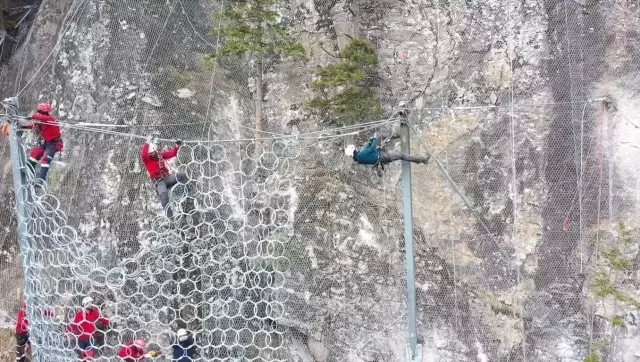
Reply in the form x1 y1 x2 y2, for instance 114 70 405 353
399 117 422 361
7 101 28 248
6 99 32 316
6 98 38 360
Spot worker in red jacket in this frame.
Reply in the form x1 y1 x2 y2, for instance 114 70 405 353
67 297 110 361
19 103 64 181
15 299 56 362
118 339 159 361
15 300 30 362
140 136 188 219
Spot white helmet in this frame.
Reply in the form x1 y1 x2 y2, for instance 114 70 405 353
82 296 94 308
344 145 356 157
177 328 188 342
147 142 158 153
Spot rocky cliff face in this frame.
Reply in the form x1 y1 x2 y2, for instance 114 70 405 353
1 0 640 361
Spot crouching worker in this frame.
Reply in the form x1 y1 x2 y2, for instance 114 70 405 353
67 297 111 361
118 340 160 361
141 136 189 219
172 328 197 362
345 133 429 167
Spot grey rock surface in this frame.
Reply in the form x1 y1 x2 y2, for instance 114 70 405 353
1 0 640 361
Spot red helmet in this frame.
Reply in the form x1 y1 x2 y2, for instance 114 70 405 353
36 103 52 113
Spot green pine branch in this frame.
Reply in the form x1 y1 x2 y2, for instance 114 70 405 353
583 339 609 362
210 0 304 60
589 221 638 312
308 39 382 125
610 315 626 328
601 247 632 271
591 262 640 308
618 221 633 245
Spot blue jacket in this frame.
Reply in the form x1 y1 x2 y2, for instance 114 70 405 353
354 138 380 165
171 336 196 362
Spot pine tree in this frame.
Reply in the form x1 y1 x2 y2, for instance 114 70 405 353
209 0 304 137
308 39 382 125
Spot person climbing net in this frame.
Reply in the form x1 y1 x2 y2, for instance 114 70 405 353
2 101 63 183
140 133 193 220
172 328 197 362
344 131 430 171
24 103 64 182
66 296 111 362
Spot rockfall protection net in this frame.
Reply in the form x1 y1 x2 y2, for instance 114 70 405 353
14 134 300 361
2 0 636 360
0 0 413 357
3 95 409 361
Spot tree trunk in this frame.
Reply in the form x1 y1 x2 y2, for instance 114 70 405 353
255 57 264 141
352 0 360 38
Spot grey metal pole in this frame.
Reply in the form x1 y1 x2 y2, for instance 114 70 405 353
6 99 28 248
399 117 422 361
5 99 28 263
5 98 39 360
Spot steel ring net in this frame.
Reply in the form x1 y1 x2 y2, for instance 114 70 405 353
19 140 297 362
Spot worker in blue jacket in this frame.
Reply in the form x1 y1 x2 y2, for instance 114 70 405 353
345 134 429 166
171 329 197 362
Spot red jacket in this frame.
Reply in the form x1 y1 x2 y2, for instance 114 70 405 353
118 342 146 361
15 308 29 335
24 112 62 142
141 144 179 180
15 307 55 335
67 308 110 341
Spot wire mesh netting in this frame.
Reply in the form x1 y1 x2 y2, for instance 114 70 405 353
0 0 638 361
2 102 409 361
1 97 410 361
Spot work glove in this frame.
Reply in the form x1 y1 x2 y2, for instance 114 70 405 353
146 351 161 358
175 139 183 146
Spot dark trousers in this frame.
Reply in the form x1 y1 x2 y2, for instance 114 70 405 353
16 333 29 362
28 139 64 180
155 173 189 218
379 151 428 165
75 337 95 361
